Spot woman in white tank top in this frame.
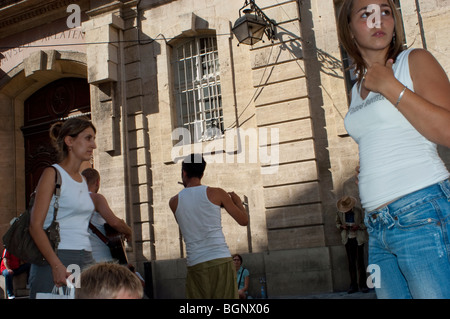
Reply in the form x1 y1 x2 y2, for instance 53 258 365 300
29 117 97 298
338 0 450 298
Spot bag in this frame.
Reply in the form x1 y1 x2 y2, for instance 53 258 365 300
2 166 61 265
36 279 75 299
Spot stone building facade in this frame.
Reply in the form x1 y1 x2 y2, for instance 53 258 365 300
0 0 449 298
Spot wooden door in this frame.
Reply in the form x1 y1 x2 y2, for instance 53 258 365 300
22 77 90 205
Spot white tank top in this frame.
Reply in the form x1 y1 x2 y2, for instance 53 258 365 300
88 211 113 262
344 49 449 211
43 164 95 251
175 185 231 266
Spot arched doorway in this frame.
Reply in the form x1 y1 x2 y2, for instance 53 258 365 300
22 77 91 204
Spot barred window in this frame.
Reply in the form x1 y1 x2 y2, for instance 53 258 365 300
174 36 224 143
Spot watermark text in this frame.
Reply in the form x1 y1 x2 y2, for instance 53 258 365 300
171 126 280 174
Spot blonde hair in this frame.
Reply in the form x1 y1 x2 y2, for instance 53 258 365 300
76 263 143 299
337 0 405 85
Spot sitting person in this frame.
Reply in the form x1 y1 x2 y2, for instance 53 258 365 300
1 249 31 299
233 254 249 299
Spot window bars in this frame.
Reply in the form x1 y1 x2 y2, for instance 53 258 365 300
174 36 224 143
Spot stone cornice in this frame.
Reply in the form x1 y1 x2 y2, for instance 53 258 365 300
0 0 85 39
0 0 75 27
85 0 123 18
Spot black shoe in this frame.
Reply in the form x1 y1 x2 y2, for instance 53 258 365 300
360 286 369 293
347 286 358 294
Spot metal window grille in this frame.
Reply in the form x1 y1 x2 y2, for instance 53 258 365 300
174 36 224 143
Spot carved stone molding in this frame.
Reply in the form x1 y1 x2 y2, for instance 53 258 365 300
0 0 74 27
23 50 61 78
0 0 84 39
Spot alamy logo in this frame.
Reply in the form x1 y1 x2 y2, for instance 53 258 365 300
366 264 381 289
67 264 81 288
66 4 81 28
366 4 382 29
171 126 280 174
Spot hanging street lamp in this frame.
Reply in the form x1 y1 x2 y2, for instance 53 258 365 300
232 0 277 45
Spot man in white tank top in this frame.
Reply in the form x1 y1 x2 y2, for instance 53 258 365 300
169 154 248 299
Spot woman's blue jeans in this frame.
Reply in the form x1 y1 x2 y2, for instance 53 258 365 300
364 179 450 299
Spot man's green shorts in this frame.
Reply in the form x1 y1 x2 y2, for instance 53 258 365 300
185 257 238 299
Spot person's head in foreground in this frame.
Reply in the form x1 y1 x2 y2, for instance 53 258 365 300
76 262 144 299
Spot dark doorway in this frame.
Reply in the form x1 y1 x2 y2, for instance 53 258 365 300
22 77 91 204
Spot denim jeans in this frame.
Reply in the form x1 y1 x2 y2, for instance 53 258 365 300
29 249 94 299
364 179 450 299
1 264 31 297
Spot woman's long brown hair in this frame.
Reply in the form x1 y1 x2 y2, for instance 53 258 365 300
337 0 405 86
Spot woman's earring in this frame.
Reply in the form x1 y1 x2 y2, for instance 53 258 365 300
392 31 396 43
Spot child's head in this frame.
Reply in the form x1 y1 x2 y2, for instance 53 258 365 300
81 168 100 193
76 262 144 299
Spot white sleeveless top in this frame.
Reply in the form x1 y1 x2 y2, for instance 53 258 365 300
43 164 95 251
88 210 113 262
344 49 449 211
175 185 231 266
